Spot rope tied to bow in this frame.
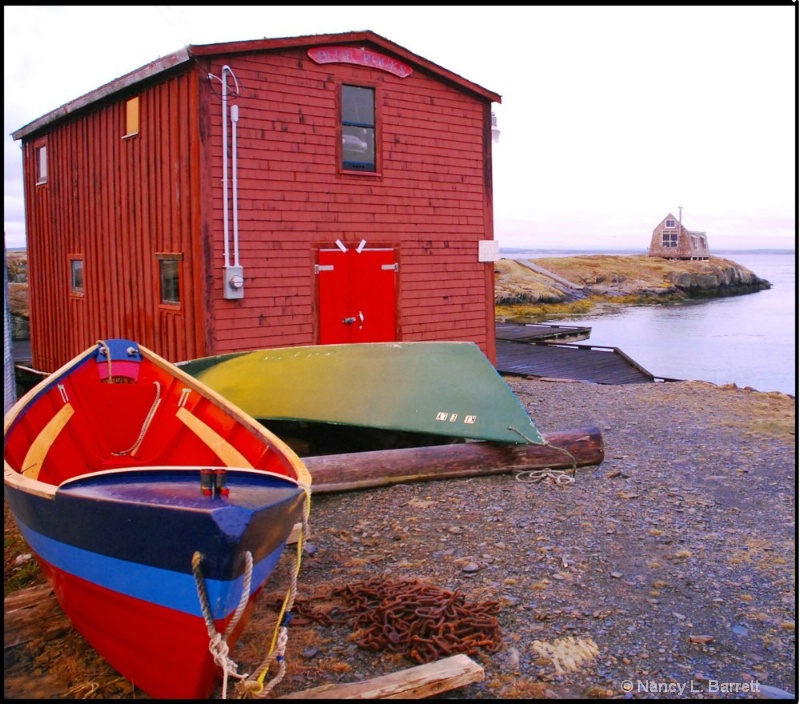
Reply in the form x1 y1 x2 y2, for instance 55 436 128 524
235 485 312 699
192 550 254 699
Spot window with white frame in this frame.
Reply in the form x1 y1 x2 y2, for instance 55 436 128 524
35 143 47 185
341 85 376 172
662 231 678 248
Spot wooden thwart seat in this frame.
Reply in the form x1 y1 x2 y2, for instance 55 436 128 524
175 407 253 468
22 404 75 481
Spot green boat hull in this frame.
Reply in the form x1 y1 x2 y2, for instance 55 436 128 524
178 342 544 445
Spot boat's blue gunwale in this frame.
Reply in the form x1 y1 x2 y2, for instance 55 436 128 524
4 472 305 579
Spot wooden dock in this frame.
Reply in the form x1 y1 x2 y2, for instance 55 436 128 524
495 338 670 385
496 322 591 343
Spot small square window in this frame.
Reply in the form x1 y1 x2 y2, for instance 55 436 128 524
35 144 47 184
70 257 84 295
125 97 140 138
665 219 676 228
157 254 182 305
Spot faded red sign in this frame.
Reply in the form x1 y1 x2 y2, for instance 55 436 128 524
307 46 412 78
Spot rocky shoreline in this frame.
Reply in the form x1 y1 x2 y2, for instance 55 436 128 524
494 255 771 319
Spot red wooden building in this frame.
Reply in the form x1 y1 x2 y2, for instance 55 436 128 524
12 31 502 373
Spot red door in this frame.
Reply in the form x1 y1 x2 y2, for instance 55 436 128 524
317 245 397 344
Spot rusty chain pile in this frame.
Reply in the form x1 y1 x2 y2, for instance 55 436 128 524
286 577 502 664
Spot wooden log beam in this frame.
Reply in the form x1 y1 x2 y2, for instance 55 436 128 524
278 653 484 699
304 426 603 494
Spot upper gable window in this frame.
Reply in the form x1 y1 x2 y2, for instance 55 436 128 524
35 143 47 185
124 96 140 138
341 85 375 172
665 218 676 228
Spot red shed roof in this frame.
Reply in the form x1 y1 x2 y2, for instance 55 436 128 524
12 30 501 141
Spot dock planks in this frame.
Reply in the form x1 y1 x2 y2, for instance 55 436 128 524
495 338 662 385
496 322 591 343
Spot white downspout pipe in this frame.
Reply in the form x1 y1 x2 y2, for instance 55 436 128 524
210 65 243 298
231 103 240 267
221 65 232 269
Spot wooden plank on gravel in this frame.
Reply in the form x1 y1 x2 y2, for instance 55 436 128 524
4 584 74 700
4 583 71 649
278 653 484 699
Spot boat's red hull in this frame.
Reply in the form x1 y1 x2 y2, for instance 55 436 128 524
38 552 259 699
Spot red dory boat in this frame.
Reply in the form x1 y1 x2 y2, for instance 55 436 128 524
3 339 311 699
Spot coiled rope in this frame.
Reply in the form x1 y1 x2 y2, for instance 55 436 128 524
507 425 578 485
515 468 575 485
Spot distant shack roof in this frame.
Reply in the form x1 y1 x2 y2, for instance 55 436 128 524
12 30 501 141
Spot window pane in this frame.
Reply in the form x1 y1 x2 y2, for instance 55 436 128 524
35 145 47 184
342 85 374 125
342 126 375 169
70 259 84 293
159 259 180 304
341 85 376 171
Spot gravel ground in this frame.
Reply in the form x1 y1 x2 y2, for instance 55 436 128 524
4 378 796 699
245 378 796 700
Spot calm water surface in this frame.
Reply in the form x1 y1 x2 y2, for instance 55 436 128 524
502 249 796 396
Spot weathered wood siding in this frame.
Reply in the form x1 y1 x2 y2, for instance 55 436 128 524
21 71 205 372
195 46 496 361
19 36 498 371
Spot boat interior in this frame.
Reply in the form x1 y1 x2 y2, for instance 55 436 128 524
4 346 293 487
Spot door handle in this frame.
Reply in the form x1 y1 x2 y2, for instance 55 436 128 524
342 312 365 326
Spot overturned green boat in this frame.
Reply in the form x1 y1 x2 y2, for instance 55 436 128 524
178 342 544 452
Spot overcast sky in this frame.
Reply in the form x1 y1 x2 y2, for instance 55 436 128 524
4 5 796 251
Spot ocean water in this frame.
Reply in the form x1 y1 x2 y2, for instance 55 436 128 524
500 249 797 396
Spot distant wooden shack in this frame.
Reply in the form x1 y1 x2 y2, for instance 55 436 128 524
648 213 710 260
